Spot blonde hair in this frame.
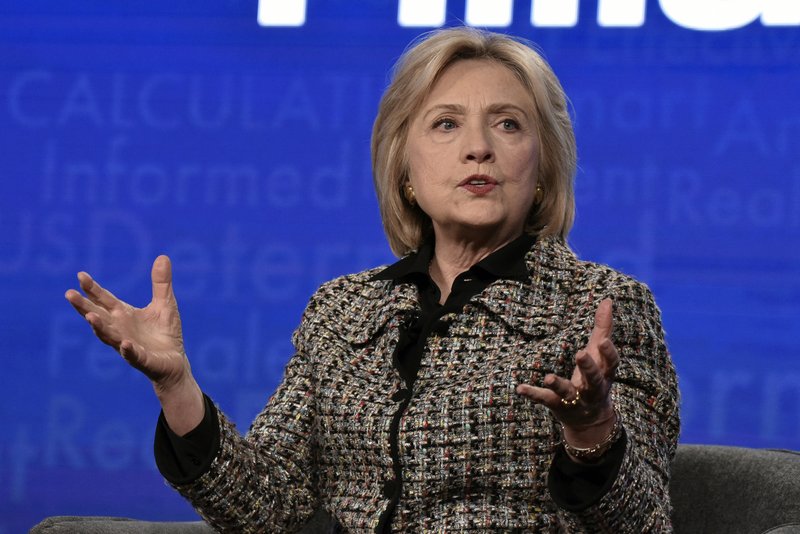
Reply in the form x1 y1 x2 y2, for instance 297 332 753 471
371 27 577 257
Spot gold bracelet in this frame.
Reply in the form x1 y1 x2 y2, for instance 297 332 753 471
561 408 623 462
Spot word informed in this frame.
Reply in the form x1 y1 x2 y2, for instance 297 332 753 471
257 0 800 31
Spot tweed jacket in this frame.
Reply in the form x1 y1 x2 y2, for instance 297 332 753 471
169 236 680 533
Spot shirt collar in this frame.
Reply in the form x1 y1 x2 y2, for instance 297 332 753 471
371 233 535 282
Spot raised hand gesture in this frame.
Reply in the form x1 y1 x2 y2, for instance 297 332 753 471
517 299 621 457
65 255 203 434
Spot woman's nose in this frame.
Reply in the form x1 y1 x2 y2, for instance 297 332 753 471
460 126 495 164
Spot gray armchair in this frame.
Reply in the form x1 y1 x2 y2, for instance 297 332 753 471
669 445 800 533
31 444 800 533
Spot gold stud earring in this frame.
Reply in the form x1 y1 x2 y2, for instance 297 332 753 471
534 185 544 204
403 184 416 206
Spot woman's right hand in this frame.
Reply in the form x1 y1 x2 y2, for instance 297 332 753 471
65 255 204 434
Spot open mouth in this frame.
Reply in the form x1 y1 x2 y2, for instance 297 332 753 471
460 175 498 194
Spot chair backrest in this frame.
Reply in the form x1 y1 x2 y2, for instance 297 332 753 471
670 444 800 534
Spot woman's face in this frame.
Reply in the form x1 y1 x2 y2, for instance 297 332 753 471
406 59 540 243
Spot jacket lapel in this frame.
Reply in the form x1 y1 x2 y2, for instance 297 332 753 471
470 236 579 339
338 278 420 346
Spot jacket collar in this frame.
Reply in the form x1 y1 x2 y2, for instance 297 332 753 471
342 235 577 345
370 233 534 283
468 235 578 338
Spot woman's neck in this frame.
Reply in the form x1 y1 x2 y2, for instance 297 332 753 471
428 229 522 304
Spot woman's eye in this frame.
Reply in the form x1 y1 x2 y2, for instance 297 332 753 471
434 118 457 131
501 119 520 131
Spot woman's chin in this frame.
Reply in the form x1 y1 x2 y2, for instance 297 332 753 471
436 217 524 240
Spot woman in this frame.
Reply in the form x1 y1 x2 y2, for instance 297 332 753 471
65 27 679 532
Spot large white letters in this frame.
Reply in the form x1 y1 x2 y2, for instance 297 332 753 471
397 0 446 27
660 0 800 31
466 0 514 27
530 0 580 27
256 0 800 29
257 0 306 26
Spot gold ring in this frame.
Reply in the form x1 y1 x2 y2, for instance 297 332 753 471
560 390 581 407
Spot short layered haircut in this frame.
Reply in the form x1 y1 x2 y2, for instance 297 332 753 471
372 27 577 257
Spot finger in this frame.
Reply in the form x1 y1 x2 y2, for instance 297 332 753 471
516 384 562 409
151 255 174 304
84 312 122 347
588 298 613 348
65 289 103 318
576 350 606 390
542 373 578 400
598 338 620 375
77 272 121 310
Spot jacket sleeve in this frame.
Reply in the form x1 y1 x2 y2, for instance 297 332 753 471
554 278 680 533
163 305 323 533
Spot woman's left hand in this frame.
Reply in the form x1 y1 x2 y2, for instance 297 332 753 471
516 298 620 447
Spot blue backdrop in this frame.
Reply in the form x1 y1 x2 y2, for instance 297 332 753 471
2 1 799 531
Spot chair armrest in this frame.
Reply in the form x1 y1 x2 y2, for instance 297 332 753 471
30 516 215 533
